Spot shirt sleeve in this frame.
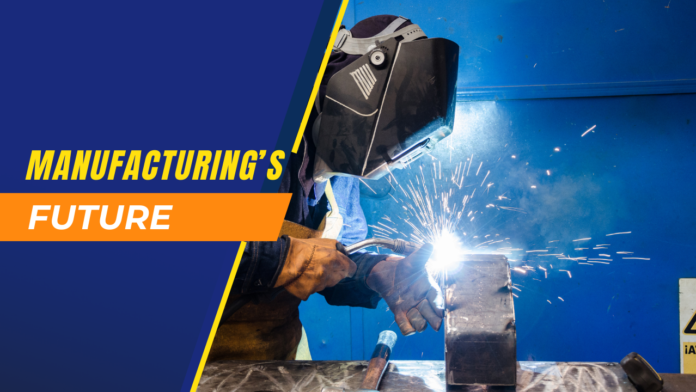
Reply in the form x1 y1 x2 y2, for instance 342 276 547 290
230 236 289 295
319 250 387 308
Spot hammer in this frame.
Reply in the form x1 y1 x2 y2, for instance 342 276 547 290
321 330 397 392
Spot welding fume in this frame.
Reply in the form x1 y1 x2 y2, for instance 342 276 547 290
208 15 459 362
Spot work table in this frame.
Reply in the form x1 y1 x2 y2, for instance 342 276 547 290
198 360 693 391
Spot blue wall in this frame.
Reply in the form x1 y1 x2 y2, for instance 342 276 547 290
300 1 696 372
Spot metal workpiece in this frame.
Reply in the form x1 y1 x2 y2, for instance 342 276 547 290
197 360 638 391
444 254 517 387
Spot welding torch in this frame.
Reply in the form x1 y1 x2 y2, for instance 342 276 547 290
218 238 420 326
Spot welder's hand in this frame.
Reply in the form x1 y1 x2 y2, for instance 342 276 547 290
366 244 443 336
275 237 357 301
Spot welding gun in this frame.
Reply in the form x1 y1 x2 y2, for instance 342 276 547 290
321 330 397 392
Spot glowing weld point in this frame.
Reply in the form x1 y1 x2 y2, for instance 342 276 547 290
554 147 560 152
427 231 465 274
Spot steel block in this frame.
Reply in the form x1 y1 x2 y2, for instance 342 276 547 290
444 254 516 386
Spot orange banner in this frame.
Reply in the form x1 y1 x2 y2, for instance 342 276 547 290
0 193 291 241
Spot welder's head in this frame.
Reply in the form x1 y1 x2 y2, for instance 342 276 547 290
313 15 459 182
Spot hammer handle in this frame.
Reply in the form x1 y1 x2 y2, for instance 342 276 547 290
360 343 392 390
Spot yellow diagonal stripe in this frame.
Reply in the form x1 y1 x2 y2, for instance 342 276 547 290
292 0 351 153
189 241 247 392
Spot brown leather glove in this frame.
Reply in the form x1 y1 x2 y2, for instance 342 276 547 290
366 244 443 336
274 237 357 301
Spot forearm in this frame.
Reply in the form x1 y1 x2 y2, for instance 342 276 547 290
230 237 289 295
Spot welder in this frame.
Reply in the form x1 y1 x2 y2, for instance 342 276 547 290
209 15 459 361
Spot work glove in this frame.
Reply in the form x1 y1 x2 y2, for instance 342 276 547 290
274 237 357 301
366 244 443 336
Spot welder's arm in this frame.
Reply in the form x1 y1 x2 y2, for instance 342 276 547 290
319 251 389 308
273 237 356 300
230 236 356 299
230 237 289 296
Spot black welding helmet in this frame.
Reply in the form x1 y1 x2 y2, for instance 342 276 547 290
313 16 459 181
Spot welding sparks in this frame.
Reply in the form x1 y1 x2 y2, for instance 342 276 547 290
623 257 651 260
581 125 597 137
606 231 631 236
367 144 648 309
480 171 490 187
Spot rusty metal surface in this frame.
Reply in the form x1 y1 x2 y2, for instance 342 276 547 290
445 254 516 386
198 360 638 391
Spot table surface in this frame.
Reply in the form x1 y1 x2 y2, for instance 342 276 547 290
198 360 654 391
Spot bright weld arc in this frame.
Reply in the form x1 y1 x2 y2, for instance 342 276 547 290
427 230 465 274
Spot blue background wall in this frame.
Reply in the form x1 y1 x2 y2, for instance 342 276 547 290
301 0 696 372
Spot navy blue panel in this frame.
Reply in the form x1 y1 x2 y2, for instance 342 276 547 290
262 0 342 192
0 1 335 390
0 242 237 391
348 0 696 99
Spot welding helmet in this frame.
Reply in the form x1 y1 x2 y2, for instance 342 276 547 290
313 16 459 182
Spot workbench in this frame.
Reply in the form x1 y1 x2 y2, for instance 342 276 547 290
198 360 694 391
